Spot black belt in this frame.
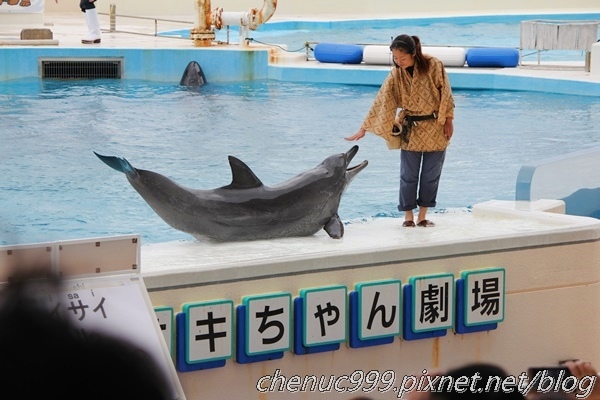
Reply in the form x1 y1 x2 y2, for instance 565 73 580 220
405 112 437 123
392 112 438 143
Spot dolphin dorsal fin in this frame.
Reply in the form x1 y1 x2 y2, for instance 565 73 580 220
221 156 264 189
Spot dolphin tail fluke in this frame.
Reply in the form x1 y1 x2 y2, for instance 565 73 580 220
94 152 137 176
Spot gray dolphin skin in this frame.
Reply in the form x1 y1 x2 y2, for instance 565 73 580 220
179 61 206 87
94 147 368 242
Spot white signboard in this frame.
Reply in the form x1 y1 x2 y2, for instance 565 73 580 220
53 275 185 399
244 293 292 356
410 274 454 333
301 285 347 346
357 280 401 340
463 268 505 326
183 300 233 364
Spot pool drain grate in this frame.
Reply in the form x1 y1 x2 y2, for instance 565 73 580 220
39 58 123 79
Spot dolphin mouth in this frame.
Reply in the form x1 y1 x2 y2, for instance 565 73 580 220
348 160 369 173
346 145 369 173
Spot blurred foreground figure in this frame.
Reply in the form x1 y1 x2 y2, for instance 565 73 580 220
0 271 172 400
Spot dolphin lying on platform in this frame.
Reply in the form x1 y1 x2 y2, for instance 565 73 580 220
179 61 206 87
94 147 368 242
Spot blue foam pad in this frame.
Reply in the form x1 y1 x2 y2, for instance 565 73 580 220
466 47 519 67
314 42 363 64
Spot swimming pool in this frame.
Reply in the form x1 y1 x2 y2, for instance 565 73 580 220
2 78 599 245
165 13 600 62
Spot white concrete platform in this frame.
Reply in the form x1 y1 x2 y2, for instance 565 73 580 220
140 200 600 289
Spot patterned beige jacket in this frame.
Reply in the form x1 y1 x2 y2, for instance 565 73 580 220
361 55 455 151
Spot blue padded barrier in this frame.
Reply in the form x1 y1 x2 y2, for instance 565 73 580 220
466 47 519 67
314 42 363 64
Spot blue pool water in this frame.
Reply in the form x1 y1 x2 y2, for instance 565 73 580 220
2 78 600 246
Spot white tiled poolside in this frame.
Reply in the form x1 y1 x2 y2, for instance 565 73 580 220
3 12 600 88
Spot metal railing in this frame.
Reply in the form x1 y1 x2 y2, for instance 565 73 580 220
99 4 193 38
519 19 599 70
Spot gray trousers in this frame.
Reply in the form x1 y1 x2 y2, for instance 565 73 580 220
398 149 446 211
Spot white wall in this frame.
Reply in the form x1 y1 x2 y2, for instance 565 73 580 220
44 0 600 18
141 205 600 400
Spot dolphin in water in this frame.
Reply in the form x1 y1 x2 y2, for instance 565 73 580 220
94 147 368 242
179 61 206 87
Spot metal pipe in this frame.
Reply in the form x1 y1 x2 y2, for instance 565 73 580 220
248 0 277 30
191 0 276 47
221 11 249 27
191 0 215 47
195 0 210 31
219 11 250 46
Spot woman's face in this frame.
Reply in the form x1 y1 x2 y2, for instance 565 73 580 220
392 48 415 68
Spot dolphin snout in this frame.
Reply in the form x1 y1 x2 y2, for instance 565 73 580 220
345 145 368 175
345 145 359 163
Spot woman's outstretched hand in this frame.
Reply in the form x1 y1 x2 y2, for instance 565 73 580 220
345 128 366 141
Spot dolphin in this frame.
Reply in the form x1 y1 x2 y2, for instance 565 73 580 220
94 147 368 242
179 61 206 87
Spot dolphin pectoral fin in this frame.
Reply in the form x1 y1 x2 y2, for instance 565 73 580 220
93 152 137 176
220 156 264 190
324 214 344 239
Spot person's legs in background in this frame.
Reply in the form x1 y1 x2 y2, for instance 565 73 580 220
80 0 101 44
